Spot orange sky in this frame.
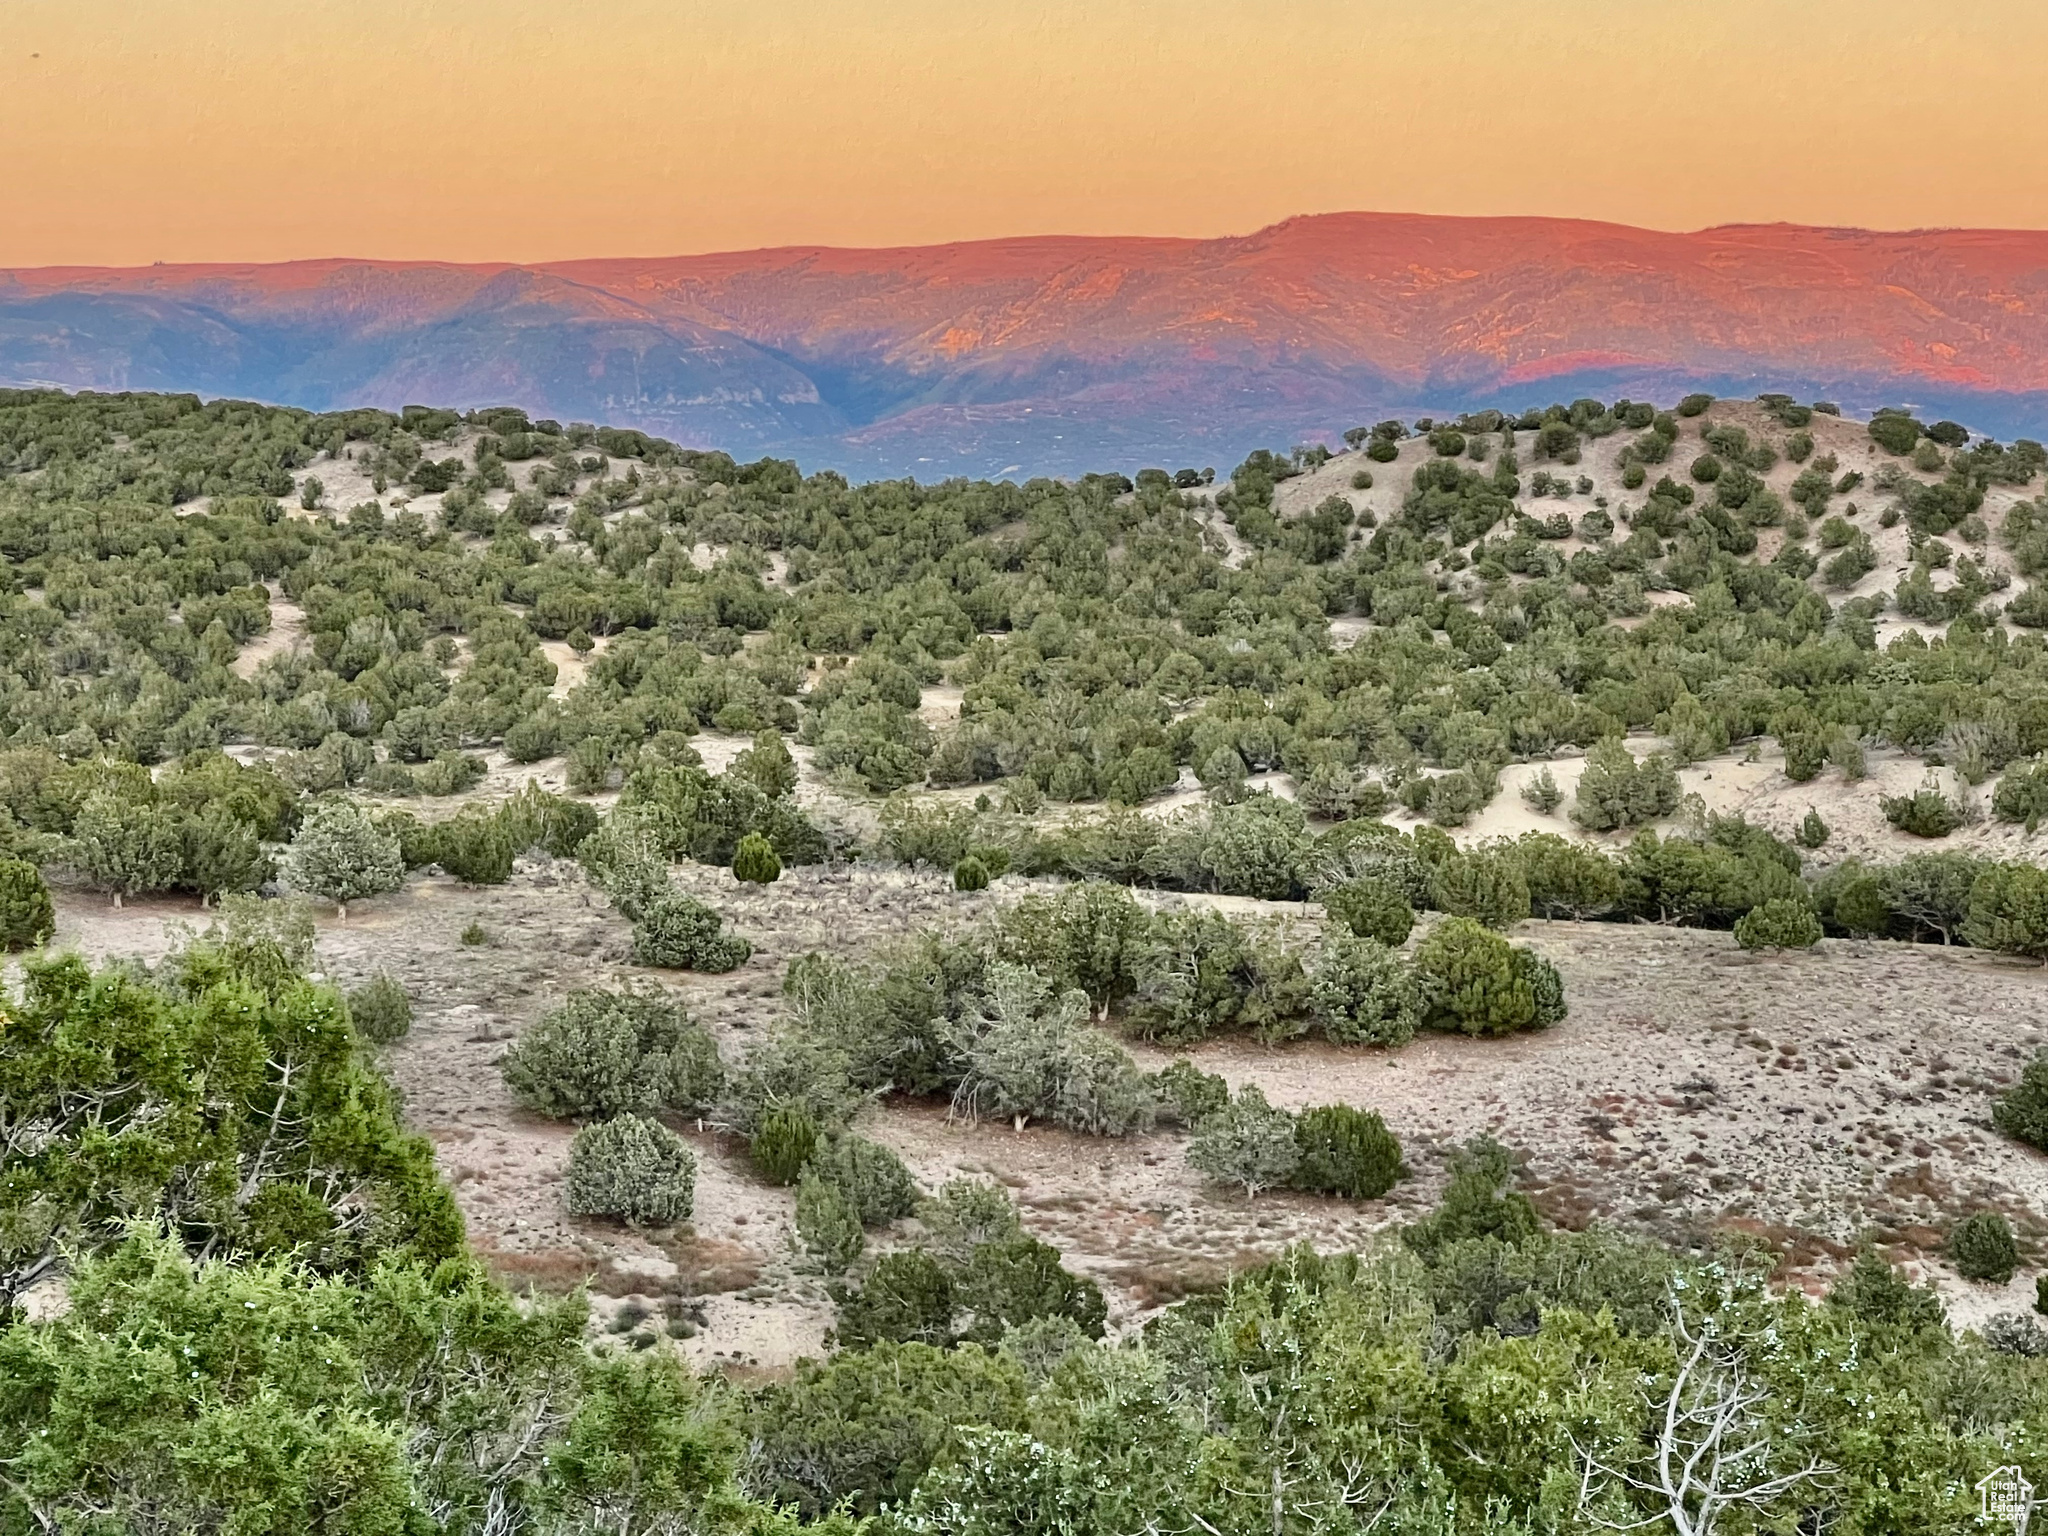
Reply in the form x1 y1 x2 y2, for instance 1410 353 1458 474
6 0 2046 266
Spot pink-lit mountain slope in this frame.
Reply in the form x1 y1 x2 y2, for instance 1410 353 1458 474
4 213 2046 475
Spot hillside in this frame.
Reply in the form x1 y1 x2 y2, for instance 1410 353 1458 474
6 213 2048 474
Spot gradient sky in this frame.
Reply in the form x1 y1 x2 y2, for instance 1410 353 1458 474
7 0 2047 266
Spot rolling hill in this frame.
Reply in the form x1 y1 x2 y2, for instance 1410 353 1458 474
6 212 2048 475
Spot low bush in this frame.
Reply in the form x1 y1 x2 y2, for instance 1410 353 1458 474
752 1105 821 1185
1993 1051 2048 1151
954 1235 1107 1343
1153 1057 1230 1128
1292 1104 1404 1199
1430 847 1530 930
1963 862 2048 962
564 1114 697 1226
634 892 752 971
1733 898 1823 951
1308 924 1422 1046
346 973 413 1044
1881 780 1964 838
796 1168 865 1271
1322 877 1413 946
1413 917 1549 1037
1187 1083 1300 1197
1950 1211 2020 1284
809 1134 920 1227
500 983 723 1120
0 858 53 949
953 855 990 891
733 832 782 884
833 1249 958 1348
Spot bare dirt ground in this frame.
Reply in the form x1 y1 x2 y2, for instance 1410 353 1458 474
39 856 2048 1367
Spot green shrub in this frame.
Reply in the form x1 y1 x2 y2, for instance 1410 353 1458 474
1153 1057 1230 1127
1512 947 1568 1027
1515 833 1621 919
1881 780 1963 838
1413 917 1542 1037
1520 768 1563 815
1308 925 1422 1046
732 832 782 884
282 801 404 918
346 973 413 1044
834 1249 957 1348
564 1114 696 1226
500 984 723 1120
1365 439 1398 463
1733 898 1823 951
1349 470 1373 490
1187 1083 1300 1197
1322 876 1413 946
1292 1105 1404 1199
1402 1135 1540 1257
633 892 752 971
752 1105 821 1185
809 1134 920 1227
1430 847 1530 930
1950 1211 2019 1283
1572 740 1679 831
0 858 53 949
1795 808 1829 849
432 811 514 885
748 1341 1026 1518
1963 862 2048 963
1994 1052 2048 1151
796 1168 865 1271
1676 393 1713 417
955 1235 1107 1343
953 855 990 891
916 1178 1023 1263
1993 759 2048 826
1869 413 1922 455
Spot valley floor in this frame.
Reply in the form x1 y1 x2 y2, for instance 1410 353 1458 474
44 856 2048 1371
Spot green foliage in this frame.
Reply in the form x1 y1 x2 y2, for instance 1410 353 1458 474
956 1235 1107 1343
731 729 799 798
1950 1211 2020 1283
950 963 1153 1135
0 859 52 949
1571 740 1679 832
283 801 405 915
430 807 516 885
634 892 752 971
953 854 990 891
796 1167 866 1271
0 954 462 1304
1520 767 1562 815
500 983 723 1120
1403 1135 1541 1257
1187 1083 1300 1197
751 1105 822 1185
1515 832 1621 918
1430 846 1531 930
1964 862 2048 962
345 973 413 1044
1291 1104 1404 1199
1413 918 1548 1037
1733 897 1823 950
833 1249 958 1349
1881 777 1964 838
1153 1057 1230 1127
1827 1246 1947 1332
1869 412 1923 455
809 1134 920 1227
1994 1051 2048 1151
749 1342 1026 1516
1795 807 1829 849
1322 876 1413 945
564 1114 697 1225
916 1178 1024 1263
733 831 782 883
1308 924 1422 1046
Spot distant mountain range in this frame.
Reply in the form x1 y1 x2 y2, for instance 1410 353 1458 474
6 212 2048 476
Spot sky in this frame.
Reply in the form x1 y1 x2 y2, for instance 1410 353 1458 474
6 0 2047 267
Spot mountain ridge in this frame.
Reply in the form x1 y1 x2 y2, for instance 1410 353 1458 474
5 211 2048 474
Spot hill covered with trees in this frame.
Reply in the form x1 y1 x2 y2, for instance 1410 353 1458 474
6 386 2048 1531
